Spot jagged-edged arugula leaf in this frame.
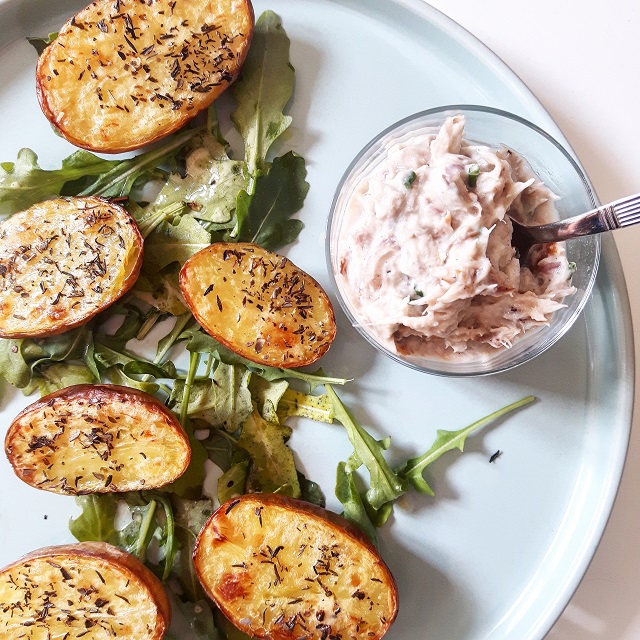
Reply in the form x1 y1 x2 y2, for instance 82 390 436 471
235 151 308 250
335 462 378 545
0 148 116 217
326 385 406 510
232 10 294 175
181 328 348 392
397 396 536 494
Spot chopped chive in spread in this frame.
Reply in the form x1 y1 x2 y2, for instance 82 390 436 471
403 171 417 189
467 164 480 188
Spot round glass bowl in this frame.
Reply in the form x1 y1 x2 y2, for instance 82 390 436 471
326 105 600 376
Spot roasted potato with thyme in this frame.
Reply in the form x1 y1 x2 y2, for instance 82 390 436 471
193 494 399 640
0 196 142 338
5 384 190 495
179 243 337 368
36 0 254 153
0 542 170 638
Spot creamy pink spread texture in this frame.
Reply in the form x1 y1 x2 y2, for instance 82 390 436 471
338 115 574 362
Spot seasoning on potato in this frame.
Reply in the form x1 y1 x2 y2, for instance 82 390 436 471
193 494 399 640
36 0 254 153
179 243 337 368
0 542 171 639
5 384 190 495
0 196 143 338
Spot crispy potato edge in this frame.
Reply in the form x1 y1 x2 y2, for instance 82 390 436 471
1 541 171 635
0 196 143 339
4 383 191 493
179 243 338 369
35 0 255 153
193 493 400 637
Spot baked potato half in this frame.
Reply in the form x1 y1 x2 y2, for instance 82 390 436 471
36 0 254 153
0 541 170 639
0 196 142 338
193 494 399 640
180 243 337 368
5 384 190 495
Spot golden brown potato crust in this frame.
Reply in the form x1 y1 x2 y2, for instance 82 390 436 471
193 494 399 640
179 243 337 368
36 0 254 152
0 542 170 639
5 384 190 495
0 196 143 338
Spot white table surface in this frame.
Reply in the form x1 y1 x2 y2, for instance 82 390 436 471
427 2 640 638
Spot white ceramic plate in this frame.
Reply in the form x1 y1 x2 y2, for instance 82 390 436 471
0 1 633 639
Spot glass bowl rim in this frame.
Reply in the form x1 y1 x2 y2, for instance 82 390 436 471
325 103 601 377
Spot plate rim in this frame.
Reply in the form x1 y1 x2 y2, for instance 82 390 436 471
0 0 634 638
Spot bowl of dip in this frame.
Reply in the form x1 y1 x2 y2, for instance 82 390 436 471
327 105 600 376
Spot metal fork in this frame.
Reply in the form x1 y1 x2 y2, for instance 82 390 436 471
509 193 640 262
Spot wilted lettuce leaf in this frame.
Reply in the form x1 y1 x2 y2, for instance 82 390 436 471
144 215 211 272
235 151 308 250
232 10 294 175
238 409 301 497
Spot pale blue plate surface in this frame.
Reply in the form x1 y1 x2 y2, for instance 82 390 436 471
0 1 633 638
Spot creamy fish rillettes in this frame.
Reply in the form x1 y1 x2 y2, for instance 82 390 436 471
337 115 575 361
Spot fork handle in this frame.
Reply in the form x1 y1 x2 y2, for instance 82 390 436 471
531 193 640 243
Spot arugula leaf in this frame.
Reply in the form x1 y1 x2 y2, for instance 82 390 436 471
174 599 221 640
335 462 378 545
235 151 308 250
143 215 211 272
232 10 294 178
69 495 120 544
132 271 189 316
397 396 536 494
26 32 58 55
0 148 117 217
78 127 201 198
325 385 406 510
25 362 96 396
171 363 253 433
218 457 250 504
165 423 208 500
249 376 289 423
276 388 335 424
238 409 301 497
181 328 348 392
173 498 215 603
298 471 326 507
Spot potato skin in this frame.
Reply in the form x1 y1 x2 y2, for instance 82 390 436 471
5 384 191 495
0 196 143 338
193 493 399 640
179 243 337 368
0 542 170 639
36 0 254 153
